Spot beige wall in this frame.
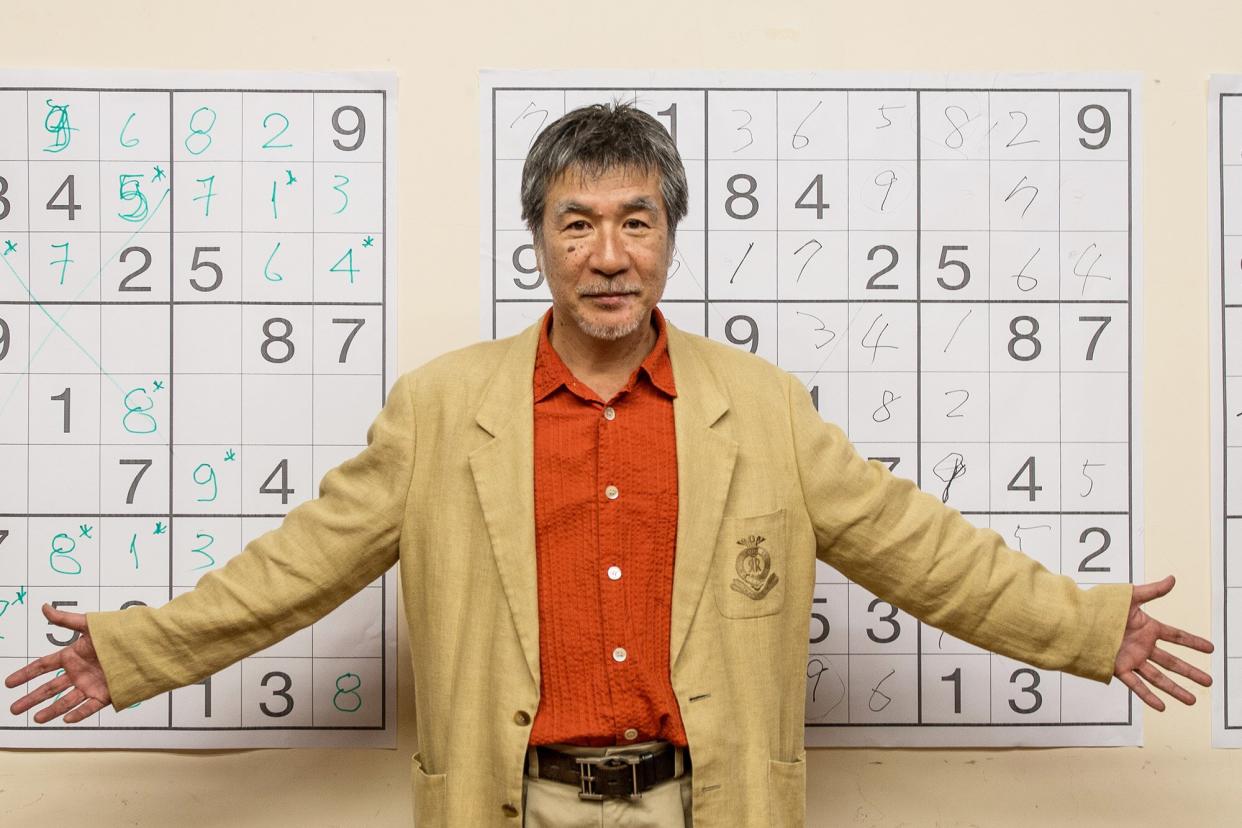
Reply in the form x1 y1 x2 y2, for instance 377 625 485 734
0 0 1233 824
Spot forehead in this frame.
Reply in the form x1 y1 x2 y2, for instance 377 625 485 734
545 164 663 208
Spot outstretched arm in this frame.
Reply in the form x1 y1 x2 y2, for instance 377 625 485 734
7 604 110 724
1114 575 1212 710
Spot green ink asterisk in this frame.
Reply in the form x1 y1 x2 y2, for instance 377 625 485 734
285 169 297 185
224 449 236 462
14 586 26 604
3 240 15 256
152 165 166 182
362 236 374 248
152 379 165 391
78 524 93 539
153 522 167 535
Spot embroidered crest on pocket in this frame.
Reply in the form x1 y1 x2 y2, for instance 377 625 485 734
731 533 779 600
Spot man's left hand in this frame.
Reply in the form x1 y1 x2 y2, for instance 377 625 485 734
1113 575 1213 710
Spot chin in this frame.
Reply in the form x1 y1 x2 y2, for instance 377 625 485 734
573 308 646 341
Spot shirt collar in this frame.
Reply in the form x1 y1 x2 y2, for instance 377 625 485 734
533 307 678 403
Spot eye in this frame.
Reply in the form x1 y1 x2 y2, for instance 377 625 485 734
564 220 589 232
624 218 650 229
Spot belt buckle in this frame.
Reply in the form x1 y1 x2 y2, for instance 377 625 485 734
575 754 643 801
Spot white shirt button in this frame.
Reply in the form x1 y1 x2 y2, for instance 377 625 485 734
603 406 616 421
623 728 638 740
612 647 627 663
605 485 619 500
607 565 622 581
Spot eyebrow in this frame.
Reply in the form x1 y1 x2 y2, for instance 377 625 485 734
552 196 662 220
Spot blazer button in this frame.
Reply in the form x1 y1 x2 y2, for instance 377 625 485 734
501 803 520 818
513 710 531 726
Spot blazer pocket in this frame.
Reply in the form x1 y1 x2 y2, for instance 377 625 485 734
767 754 807 828
411 752 447 826
713 508 787 619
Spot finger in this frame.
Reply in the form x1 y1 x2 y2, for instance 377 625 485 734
9 672 73 716
1151 646 1213 687
1131 575 1175 605
4 651 63 690
32 687 86 725
64 696 108 724
1137 662 1196 706
41 602 88 633
1118 669 1165 712
1159 623 1215 656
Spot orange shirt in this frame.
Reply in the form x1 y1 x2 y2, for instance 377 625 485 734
529 308 688 747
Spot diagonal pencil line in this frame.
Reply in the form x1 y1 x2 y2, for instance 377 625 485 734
0 186 171 416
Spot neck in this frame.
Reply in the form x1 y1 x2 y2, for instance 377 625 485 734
549 310 659 400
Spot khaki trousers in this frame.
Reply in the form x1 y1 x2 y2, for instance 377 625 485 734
522 742 692 828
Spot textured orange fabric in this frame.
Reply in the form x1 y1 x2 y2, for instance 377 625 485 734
529 308 687 747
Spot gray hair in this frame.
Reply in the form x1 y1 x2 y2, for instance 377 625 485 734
520 101 688 244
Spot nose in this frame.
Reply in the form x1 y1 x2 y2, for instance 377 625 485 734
588 223 630 277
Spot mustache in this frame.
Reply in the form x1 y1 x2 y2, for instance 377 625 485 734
577 284 641 297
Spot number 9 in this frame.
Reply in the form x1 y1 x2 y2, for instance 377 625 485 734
1077 104 1111 150
724 314 759 354
332 105 366 152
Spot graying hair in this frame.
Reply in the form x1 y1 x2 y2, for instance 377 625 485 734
520 101 688 244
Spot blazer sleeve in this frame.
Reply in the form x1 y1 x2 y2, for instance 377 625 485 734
85 372 417 710
784 373 1130 683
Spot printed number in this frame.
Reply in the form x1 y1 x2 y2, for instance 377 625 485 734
724 315 758 354
724 174 759 220
47 600 80 645
0 317 9 361
119 458 152 505
332 318 365 363
1007 316 1042 362
865 599 901 644
50 387 71 433
333 673 363 713
185 107 216 156
942 667 963 714
195 675 213 717
657 103 677 144
808 385 819 411
1077 527 1112 573
794 174 829 219
260 458 294 504
810 596 830 644
189 246 223 292
46 175 81 220
1079 315 1111 360
1077 104 1111 150
936 245 971 291
1007 456 1042 502
261 112 292 149
865 244 899 290
118 246 152 293
512 244 543 289
1008 668 1043 714
332 106 366 152
0 175 9 220
259 671 294 717
261 317 295 364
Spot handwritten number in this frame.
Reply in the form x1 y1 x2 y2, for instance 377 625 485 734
261 112 292 150
185 107 216 156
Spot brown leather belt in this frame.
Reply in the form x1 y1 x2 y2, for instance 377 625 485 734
526 745 690 801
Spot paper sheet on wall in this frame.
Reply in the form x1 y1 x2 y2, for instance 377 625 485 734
0 69 398 748
481 70 1143 747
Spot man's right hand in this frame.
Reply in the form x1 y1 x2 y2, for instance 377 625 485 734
5 603 112 723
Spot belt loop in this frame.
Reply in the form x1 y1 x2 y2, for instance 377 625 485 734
674 747 684 777
526 745 539 776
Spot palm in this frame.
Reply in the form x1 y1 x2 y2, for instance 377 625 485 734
1113 576 1213 711
4 603 113 724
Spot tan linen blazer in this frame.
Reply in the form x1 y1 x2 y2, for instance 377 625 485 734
86 319 1131 827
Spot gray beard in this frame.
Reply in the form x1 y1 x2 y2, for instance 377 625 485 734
569 307 645 341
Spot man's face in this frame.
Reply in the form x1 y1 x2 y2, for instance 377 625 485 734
535 165 671 342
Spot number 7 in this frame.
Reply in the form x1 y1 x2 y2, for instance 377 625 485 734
1079 315 1112 360
332 318 366 363
119 458 152 505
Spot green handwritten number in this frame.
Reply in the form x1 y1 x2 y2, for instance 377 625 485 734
330 248 357 284
264 241 283 282
332 174 350 215
119 112 139 148
185 107 216 156
128 533 139 569
270 180 278 220
332 673 363 712
122 387 158 434
261 112 292 149
193 463 218 502
117 174 149 223
50 533 82 575
43 100 74 153
193 175 216 217
190 532 216 571
50 242 72 285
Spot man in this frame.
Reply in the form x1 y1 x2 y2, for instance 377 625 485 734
5 103 1213 827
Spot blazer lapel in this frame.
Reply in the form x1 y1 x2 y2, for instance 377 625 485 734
666 325 738 668
469 322 543 689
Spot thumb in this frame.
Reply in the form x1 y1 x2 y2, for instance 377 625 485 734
42 602 88 633
1131 575 1175 606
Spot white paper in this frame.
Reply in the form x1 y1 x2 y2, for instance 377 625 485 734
0 69 398 748
481 70 1143 747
